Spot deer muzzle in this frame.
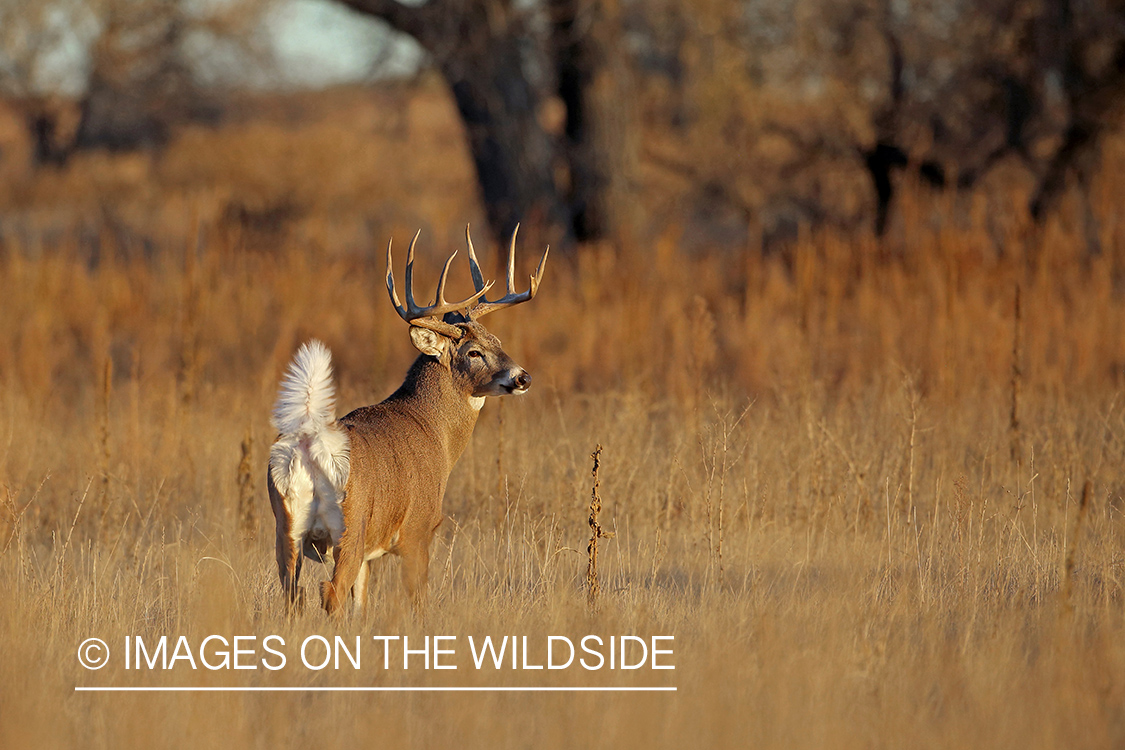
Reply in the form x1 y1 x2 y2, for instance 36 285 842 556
503 367 531 394
490 367 531 395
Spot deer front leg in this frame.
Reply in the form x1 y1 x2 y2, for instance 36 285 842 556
398 515 445 617
401 549 429 616
397 537 433 618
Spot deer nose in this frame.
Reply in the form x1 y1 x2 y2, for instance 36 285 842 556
515 370 532 389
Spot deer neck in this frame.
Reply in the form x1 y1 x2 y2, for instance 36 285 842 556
388 355 482 470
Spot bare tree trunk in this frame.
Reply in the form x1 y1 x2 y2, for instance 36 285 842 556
340 0 633 250
339 0 573 248
1029 119 1096 221
438 33 572 248
550 0 637 243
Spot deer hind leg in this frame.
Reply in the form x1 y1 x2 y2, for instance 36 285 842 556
275 530 304 612
321 519 366 615
269 473 304 612
351 559 371 614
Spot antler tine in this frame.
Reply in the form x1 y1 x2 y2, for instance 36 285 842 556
386 237 405 318
470 225 549 320
464 225 488 292
530 244 549 295
404 229 420 311
433 249 458 307
505 223 518 294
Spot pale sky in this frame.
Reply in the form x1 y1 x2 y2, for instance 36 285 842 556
264 0 423 87
3 0 422 95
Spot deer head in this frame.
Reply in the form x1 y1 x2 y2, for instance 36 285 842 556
385 225 548 404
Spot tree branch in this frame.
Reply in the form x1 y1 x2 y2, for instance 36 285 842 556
335 0 443 47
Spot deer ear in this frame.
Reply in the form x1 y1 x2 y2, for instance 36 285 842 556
409 326 448 357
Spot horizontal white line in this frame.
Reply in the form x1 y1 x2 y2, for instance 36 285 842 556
75 686 676 693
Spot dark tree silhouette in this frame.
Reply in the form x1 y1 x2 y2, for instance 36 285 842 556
790 0 1125 237
338 0 630 250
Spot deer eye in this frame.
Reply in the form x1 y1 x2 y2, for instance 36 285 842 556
467 350 483 359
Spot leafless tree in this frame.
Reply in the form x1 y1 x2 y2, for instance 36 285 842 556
812 0 1125 235
336 0 636 249
0 0 268 163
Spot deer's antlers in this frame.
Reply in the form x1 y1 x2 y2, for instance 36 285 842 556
465 225 549 319
386 230 492 338
386 226 548 337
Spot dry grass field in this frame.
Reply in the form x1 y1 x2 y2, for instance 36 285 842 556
2 84 1125 748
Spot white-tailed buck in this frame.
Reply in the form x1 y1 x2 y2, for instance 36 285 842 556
267 227 547 614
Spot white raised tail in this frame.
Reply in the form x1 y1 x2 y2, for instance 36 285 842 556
268 340 350 561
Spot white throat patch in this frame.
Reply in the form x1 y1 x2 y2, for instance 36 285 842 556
469 396 486 411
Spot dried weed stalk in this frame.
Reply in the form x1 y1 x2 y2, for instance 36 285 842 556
237 427 256 539
586 444 615 612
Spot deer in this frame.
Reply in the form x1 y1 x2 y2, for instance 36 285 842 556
267 226 547 615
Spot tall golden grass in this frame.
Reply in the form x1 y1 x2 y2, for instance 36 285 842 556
1 87 1125 748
